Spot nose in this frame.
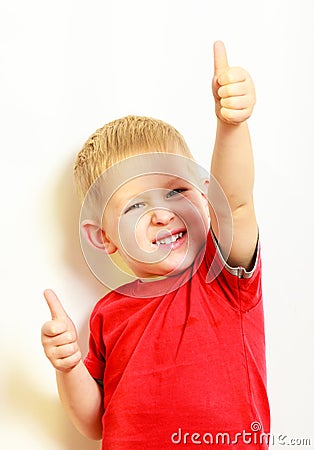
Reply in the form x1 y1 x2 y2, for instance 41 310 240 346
151 208 175 225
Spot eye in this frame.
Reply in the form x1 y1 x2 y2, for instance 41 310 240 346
166 188 187 198
124 202 145 214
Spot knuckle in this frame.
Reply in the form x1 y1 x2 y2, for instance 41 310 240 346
65 330 76 343
42 345 81 371
58 352 81 372
226 73 234 84
41 333 48 346
218 85 228 98
73 342 80 353
42 336 53 353
45 347 56 362
43 346 50 358
43 320 65 337
225 86 232 97
221 97 234 108
74 350 82 364
41 321 53 335
58 344 71 358
49 325 59 336
54 355 67 371
221 108 232 119
71 349 82 364
53 320 67 335
67 343 77 355
218 70 233 85
54 360 65 371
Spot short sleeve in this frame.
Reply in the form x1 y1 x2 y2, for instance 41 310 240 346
84 306 106 381
203 228 262 311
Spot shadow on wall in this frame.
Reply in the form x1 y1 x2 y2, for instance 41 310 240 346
50 154 108 360
6 360 101 450
52 154 107 301
38 154 106 449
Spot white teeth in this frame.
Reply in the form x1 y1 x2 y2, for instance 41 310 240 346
155 232 183 246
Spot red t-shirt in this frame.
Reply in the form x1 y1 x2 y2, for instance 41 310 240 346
85 231 270 449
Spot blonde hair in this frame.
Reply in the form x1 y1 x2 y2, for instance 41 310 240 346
74 115 193 202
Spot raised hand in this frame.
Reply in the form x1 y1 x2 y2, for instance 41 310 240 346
41 289 82 372
212 41 256 125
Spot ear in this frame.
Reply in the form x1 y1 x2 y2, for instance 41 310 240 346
201 178 210 194
81 220 117 254
201 178 210 213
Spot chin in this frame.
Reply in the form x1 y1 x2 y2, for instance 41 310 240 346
132 245 201 278
156 255 196 277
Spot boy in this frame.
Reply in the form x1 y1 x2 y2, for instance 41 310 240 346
42 42 270 448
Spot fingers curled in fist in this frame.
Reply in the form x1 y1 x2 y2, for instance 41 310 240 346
41 289 82 372
212 41 256 125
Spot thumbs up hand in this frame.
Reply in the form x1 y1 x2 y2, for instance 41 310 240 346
212 41 256 125
41 289 82 372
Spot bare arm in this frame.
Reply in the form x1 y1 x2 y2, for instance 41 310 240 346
56 361 103 440
209 42 258 270
41 289 103 440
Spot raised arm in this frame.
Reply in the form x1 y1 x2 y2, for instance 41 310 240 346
41 289 104 440
209 41 258 270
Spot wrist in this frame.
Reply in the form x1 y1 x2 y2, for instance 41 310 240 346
55 357 83 375
215 102 250 127
216 117 247 131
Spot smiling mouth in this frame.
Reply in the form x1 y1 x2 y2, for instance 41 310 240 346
153 231 186 246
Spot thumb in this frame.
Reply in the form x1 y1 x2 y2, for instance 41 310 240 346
44 289 68 320
213 40 229 77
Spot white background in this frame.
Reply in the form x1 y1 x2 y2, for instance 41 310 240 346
0 1 313 449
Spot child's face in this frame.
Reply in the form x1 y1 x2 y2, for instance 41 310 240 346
102 173 210 278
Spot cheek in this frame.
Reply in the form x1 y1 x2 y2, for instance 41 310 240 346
117 215 138 250
189 195 210 225
117 214 172 264
179 201 209 246
177 197 208 226
133 215 148 238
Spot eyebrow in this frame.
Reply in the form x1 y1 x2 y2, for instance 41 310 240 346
116 191 144 209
